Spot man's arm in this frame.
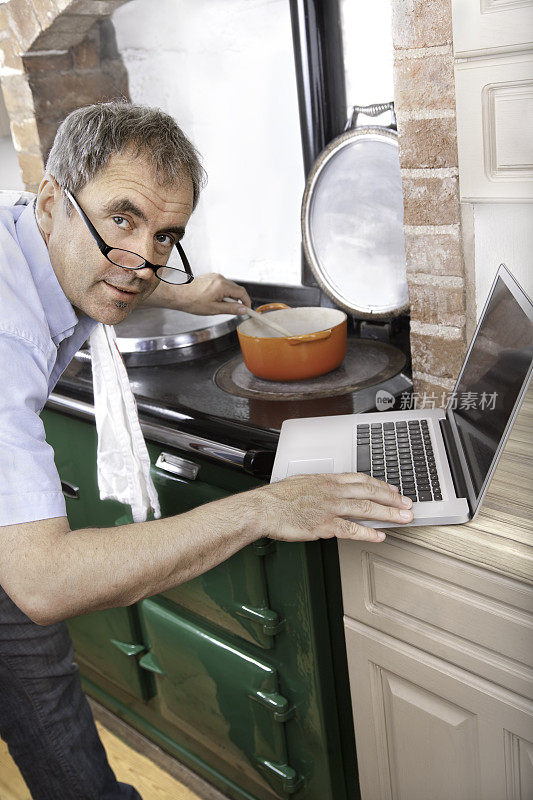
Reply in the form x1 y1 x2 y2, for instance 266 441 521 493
142 272 252 317
0 473 413 626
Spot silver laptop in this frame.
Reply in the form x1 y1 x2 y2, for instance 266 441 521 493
271 265 533 526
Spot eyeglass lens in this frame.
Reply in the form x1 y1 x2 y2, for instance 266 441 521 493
107 249 145 269
154 266 191 285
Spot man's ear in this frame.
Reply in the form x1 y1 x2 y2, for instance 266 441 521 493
35 175 62 238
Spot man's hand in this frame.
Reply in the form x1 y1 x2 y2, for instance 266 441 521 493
143 272 252 316
253 473 414 542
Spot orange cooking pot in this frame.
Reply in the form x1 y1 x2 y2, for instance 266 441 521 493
237 303 347 381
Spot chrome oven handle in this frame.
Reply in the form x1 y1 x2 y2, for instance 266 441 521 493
155 452 199 481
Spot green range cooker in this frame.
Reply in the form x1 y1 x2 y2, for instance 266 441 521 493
43 300 411 800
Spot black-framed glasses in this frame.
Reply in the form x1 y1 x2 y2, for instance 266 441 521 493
64 188 194 286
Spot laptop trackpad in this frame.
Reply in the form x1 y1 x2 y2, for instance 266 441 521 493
286 458 335 477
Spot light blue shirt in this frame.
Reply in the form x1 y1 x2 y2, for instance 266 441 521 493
0 196 97 525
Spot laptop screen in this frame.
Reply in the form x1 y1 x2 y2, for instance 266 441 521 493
448 272 533 501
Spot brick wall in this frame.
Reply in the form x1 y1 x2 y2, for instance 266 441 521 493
0 0 129 192
392 0 468 404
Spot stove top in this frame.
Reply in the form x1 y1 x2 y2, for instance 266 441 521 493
61 332 412 437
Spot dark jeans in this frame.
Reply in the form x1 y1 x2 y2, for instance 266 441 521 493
0 585 142 799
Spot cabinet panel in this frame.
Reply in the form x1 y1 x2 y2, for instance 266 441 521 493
67 607 150 701
139 598 302 797
454 54 533 201
451 0 533 57
381 671 480 800
338 537 533 697
344 617 533 800
504 730 533 799
161 544 283 650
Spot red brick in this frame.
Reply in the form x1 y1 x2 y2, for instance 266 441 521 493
394 52 455 114
409 282 465 327
398 117 458 169
402 175 460 226
411 373 459 407
392 0 452 49
410 330 465 380
6 0 41 51
0 35 24 72
23 50 73 73
30 69 125 117
17 149 45 188
405 232 464 277
0 6 10 35
69 1 125 14
73 29 100 70
30 0 60 29
10 117 41 152
33 13 96 51
1 74 35 119
53 0 76 11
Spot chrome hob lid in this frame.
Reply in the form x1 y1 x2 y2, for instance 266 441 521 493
114 307 238 353
111 307 238 366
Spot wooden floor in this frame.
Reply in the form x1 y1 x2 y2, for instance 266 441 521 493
0 721 202 800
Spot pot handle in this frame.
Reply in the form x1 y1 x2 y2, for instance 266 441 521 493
254 302 291 313
288 329 332 346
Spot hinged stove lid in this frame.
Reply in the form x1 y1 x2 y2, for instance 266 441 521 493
301 103 409 320
114 307 238 354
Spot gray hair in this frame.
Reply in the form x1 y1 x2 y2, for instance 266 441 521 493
45 101 206 210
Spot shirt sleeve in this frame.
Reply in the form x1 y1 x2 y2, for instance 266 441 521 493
0 330 67 525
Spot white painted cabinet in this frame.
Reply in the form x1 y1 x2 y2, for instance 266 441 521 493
345 618 533 800
339 537 533 800
455 53 533 202
452 0 533 202
451 0 533 57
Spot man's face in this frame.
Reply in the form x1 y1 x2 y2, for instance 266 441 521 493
39 150 194 325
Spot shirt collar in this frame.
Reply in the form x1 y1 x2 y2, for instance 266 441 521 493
16 200 79 342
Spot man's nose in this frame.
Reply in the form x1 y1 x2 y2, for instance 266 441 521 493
127 263 156 282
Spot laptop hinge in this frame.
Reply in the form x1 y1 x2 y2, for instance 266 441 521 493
439 417 469 502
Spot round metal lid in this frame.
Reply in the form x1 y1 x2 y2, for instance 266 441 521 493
301 126 409 319
114 307 238 354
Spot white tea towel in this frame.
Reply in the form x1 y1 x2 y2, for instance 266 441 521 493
89 323 161 523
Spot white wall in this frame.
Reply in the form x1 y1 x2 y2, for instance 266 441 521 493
474 205 533 311
112 0 395 285
341 0 394 109
112 0 304 285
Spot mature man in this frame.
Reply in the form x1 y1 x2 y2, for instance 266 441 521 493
0 102 413 799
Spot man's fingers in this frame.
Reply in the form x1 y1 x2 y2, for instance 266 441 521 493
339 495 413 524
346 480 413 510
336 472 399 491
334 517 387 543
223 300 249 316
217 279 251 311
190 273 252 314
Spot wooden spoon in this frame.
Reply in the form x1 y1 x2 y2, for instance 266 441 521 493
222 297 292 337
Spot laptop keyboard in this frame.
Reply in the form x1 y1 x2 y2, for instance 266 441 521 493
355 420 442 502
